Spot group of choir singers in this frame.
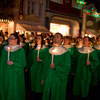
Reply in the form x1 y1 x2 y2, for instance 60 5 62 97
0 32 100 100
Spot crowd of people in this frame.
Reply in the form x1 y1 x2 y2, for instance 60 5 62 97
0 31 100 100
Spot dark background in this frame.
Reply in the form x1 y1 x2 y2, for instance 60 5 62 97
85 0 100 11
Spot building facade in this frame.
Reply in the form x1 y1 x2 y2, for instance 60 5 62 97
45 0 83 37
0 0 49 35
82 3 100 37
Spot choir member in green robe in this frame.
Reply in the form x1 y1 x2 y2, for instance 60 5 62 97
19 35 28 56
0 33 26 100
0 35 4 57
73 37 84 73
63 36 75 82
29 39 36 52
44 38 52 48
64 36 74 55
75 37 83 51
73 36 99 98
42 33 71 100
93 36 100 84
27 35 49 99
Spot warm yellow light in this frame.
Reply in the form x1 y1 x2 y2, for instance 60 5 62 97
37 32 41 35
0 27 2 30
50 23 69 36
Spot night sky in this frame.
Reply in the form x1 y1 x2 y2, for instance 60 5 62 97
85 0 100 11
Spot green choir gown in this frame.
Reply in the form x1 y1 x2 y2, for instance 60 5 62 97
43 45 71 100
27 45 49 93
73 47 99 97
93 44 100 84
0 45 26 100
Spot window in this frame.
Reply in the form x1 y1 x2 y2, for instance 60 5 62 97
50 23 69 36
50 0 63 4
27 0 30 14
32 2 34 14
39 3 42 17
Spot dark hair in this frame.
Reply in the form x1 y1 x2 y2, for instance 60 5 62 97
10 33 20 44
0 34 5 42
97 35 100 41
84 36 91 41
5 32 8 35
33 35 44 49
64 36 71 40
20 35 25 43
45 38 50 44
55 32 63 39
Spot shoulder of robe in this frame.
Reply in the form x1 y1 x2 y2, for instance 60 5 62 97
49 45 68 55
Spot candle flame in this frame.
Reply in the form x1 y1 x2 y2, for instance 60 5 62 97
37 45 41 50
52 49 57 54
88 50 90 53
8 47 11 51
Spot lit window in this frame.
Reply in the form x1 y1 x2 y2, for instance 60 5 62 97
50 23 69 36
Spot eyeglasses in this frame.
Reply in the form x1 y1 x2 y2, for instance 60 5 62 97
8 37 16 40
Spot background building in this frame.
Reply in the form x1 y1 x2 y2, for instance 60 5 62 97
0 0 49 36
45 0 83 37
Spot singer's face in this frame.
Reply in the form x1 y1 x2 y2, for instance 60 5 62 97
8 35 17 45
53 34 62 44
19 37 24 43
64 38 70 45
36 36 42 45
84 37 90 47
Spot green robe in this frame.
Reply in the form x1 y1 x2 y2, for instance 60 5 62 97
43 45 71 100
0 45 26 100
93 44 100 84
64 45 75 82
0 45 3 57
28 45 49 93
20 43 28 56
73 47 99 97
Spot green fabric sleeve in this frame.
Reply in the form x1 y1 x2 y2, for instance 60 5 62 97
13 48 26 70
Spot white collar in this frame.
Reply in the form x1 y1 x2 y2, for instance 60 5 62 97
35 45 46 50
49 45 68 55
78 46 94 54
94 44 100 50
4 45 22 52
76 44 83 48
64 45 73 49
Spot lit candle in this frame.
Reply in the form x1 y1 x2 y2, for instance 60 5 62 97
51 49 57 64
37 45 41 57
87 50 90 61
8 47 11 61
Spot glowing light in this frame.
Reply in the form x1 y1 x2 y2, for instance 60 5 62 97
85 34 88 36
50 23 69 36
89 34 91 38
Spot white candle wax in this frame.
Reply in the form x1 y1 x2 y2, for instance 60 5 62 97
51 54 54 64
87 50 90 61
51 49 57 64
37 49 40 57
37 46 41 57
8 47 10 61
